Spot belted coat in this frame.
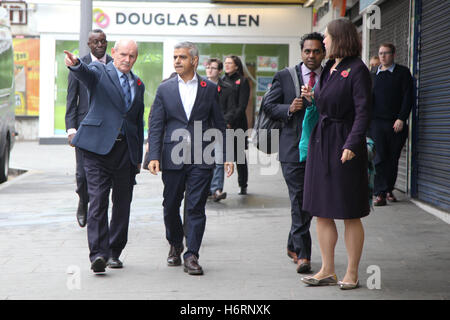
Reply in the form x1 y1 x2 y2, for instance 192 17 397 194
303 56 372 219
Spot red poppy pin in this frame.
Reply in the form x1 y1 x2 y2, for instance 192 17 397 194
341 68 351 78
137 78 142 86
217 85 221 92
235 79 241 85
200 81 207 87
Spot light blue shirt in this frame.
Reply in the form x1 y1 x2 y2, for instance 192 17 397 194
115 67 136 101
376 63 396 75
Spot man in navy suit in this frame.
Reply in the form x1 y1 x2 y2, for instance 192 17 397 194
264 33 325 274
65 29 113 228
148 42 234 275
64 39 145 274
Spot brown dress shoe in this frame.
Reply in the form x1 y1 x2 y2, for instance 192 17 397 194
167 244 184 266
184 255 203 275
296 259 311 273
386 192 397 202
287 249 298 263
373 195 386 206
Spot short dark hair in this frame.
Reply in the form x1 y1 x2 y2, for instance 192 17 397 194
225 55 244 76
207 58 223 71
300 32 325 53
326 18 361 59
89 29 105 37
379 43 396 54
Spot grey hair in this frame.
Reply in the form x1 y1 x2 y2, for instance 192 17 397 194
114 39 138 54
174 41 199 58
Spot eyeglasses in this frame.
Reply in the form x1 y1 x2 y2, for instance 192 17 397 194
378 51 392 56
91 39 107 45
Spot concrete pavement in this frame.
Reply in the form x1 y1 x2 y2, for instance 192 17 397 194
0 141 448 300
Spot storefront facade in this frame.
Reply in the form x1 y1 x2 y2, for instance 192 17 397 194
35 1 312 142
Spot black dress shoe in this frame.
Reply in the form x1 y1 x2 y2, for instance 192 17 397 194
91 256 106 273
107 258 123 269
76 200 88 228
296 260 312 274
213 190 227 202
238 187 247 195
184 255 203 275
167 244 184 266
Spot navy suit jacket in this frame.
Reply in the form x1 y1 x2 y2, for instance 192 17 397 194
65 54 113 130
69 61 145 166
148 75 227 171
263 63 306 163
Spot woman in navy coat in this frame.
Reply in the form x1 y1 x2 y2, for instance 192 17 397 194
301 19 372 290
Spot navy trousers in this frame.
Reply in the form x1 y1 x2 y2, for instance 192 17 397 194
281 161 312 260
162 165 213 260
369 119 408 196
82 139 136 262
75 147 89 205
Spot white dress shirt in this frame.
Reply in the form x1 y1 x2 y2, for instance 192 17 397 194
177 73 198 120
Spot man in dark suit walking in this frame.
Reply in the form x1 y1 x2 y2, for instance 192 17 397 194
64 39 145 274
65 29 112 228
264 32 325 274
148 42 234 275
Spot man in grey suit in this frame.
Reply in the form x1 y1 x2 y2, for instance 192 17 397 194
65 29 112 228
64 39 145 274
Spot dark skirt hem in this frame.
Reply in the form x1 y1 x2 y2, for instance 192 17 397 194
306 210 370 220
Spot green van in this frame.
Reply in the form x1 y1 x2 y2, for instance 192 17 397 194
0 7 15 183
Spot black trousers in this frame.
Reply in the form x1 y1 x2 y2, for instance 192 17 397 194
75 147 89 205
161 165 213 259
281 161 312 260
369 119 408 196
82 140 136 262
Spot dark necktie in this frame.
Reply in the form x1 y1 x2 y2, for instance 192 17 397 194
121 73 131 110
308 71 316 88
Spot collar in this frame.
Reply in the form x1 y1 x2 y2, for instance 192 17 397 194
114 66 131 81
377 63 396 75
177 73 198 84
90 52 107 64
301 63 323 77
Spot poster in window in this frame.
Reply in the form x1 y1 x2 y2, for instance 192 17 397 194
257 56 278 72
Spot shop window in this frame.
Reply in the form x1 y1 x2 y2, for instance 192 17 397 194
196 43 289 127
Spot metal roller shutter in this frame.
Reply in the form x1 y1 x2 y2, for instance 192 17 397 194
416 0 450 211
369 0 411 193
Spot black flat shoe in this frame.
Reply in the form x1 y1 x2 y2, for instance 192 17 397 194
238 187 247 195
91 256 106 274
107 258 123 269
76 200 88 228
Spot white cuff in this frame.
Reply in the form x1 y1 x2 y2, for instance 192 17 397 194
67 128 77 135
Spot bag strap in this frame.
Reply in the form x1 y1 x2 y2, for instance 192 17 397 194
287 66 301 98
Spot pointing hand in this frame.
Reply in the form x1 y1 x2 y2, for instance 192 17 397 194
64 50 80 67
